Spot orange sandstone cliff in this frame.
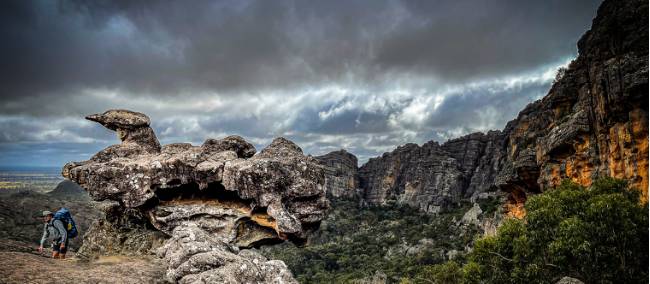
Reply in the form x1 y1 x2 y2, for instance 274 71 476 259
498 0 648 216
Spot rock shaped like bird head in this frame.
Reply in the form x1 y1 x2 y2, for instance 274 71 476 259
85 109 161 156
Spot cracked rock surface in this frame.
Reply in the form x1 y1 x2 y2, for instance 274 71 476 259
63 109 328 283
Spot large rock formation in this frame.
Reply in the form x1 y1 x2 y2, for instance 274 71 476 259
358 132 505 213
358 0 648 216
63 110 329 283
359 141 467 213
496 0 648 216
315 150 359 198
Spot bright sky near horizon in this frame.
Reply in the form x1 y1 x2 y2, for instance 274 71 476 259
0 0 602 167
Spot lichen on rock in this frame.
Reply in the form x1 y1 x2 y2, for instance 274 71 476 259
63 109 328 283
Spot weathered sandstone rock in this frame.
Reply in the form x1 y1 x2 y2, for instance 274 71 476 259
63 110 328 283
496 0 648 216
84 109 162 162
315 150 359 198
359 132 504 213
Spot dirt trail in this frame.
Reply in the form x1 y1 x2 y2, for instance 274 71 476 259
0 240 165 284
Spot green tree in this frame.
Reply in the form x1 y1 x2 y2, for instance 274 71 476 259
465 178 648 283
412 261 464 284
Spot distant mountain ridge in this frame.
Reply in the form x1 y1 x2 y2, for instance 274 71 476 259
48 180 88 199
317 0 648 217
0 166 61 172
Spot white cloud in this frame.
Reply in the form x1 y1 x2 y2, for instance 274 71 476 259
1 58 568 165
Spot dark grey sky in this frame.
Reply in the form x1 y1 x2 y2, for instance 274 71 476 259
0 0 602 166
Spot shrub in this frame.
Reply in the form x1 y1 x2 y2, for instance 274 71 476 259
465 178 648 283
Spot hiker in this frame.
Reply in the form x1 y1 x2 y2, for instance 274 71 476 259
38 210 68 259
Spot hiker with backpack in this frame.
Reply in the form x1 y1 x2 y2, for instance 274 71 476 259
38 208 78 259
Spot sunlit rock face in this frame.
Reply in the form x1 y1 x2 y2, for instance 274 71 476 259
357 0 648 218
497 0 648 216
63 110 328 283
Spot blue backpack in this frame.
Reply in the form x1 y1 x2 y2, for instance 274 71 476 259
53 208 78 238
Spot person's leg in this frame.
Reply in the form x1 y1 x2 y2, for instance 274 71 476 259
60 241 67 259
52 241 61 259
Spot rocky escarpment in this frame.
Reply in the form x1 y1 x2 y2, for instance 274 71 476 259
359 141 465 213
357 0 648 217
496 0 648 216
315 150 359 199
358 132 505 213
63 109 328 283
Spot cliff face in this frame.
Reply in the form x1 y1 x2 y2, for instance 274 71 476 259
359 141 464 213
315 150 359 198
497 0 648 216
358 133 505 213
355 0 648 216
63 109 328 283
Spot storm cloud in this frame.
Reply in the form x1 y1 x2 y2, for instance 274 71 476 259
0 0 601 166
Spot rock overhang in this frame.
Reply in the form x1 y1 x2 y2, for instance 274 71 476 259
63 109 329 246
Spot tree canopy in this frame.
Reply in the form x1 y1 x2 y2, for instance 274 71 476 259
411 178 648 284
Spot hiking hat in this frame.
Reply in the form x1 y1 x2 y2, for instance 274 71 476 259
42 210 53 216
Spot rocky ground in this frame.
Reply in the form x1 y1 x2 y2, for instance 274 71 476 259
0 180 101 252
0 181 165 283
0 239 164 284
